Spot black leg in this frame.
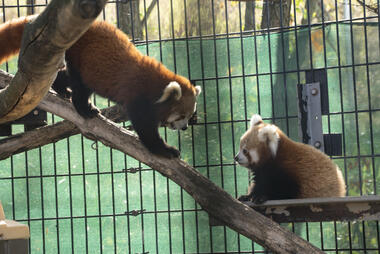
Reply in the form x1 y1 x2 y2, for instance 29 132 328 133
127 97 180 158
69 70 100 118
238 182 255 202
52 70 71 98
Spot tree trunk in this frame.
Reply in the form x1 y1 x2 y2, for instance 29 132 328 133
117 0 143 40
244 1 255 31
261 0 292 30
0 0 107 124
301 0 321 25
26 0 35 15
259 0 292 129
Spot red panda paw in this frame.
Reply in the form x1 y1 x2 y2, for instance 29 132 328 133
238 194 253 202
252 195 268 204
76 104 100 118
155 145 180 159
238 194 268 204
87 106 101 118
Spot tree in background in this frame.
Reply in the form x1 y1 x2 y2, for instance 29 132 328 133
116 0 157 41
261 0 292 29
27 0 35 15
117 0 143 40
244 1 255 31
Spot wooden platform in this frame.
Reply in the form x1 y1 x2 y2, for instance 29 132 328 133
209 196 380 226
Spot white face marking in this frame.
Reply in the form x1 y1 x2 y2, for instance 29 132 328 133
249 149 259 164
250 114 263 128
171 118 189 130
235 145 259 167
164 85 199 131
165 112 191 130
258 125 279 157
235 150 249 166
166 113 180 124
166 100 197 130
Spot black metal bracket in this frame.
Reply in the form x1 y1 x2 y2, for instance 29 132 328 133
297 69 342 156
0 108 47 136
297 82 325 152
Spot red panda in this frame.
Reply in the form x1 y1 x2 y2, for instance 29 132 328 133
0 17 201 158
235 114 346 204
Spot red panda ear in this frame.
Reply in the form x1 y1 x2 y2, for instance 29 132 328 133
195 86 201 96
250 114 263 129
155 81 182 104
258 125 280 157
190 80 202 97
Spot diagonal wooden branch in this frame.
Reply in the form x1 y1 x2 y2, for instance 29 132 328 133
0 103 128 160
0 70 128 159
0 0 107 124
8 81 320 254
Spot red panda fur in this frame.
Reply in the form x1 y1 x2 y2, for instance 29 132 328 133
0 16 29 65
271 128 346 198
235 114 346 203
0 16 201 158
0 18 197 111
66 21 196 110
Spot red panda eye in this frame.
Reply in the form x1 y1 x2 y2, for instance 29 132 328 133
242 148 248 156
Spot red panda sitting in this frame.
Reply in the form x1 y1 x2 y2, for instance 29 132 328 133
0 17 201 158
235 114 346 204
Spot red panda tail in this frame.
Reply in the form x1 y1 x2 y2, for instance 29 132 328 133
0 16 32 65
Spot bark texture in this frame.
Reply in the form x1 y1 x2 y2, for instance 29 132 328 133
0 0 107 124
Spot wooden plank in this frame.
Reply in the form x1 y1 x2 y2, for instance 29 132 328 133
209 196 380 226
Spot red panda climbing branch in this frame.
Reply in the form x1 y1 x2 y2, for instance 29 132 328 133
0 17 201 158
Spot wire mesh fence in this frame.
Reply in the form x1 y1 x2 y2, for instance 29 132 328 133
0 0 380 253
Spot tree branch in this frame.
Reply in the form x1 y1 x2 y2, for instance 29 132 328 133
356 0 378 13
0 0 107 124
0 70 128 160
141 0 158 26
0 104 127 160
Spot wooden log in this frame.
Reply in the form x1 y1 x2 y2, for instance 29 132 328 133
0 70 127 160
0 0 107 124
210 196 380 225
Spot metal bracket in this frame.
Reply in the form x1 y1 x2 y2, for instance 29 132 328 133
305 69 329 114
297 69 342 156
0 108 47 137
297 82 325 152
323 134 342 156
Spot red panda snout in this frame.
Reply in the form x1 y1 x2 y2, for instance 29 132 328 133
162 83 201 131
235 146 260 168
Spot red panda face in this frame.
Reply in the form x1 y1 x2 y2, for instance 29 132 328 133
235 114 280 170
157 81 201 130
